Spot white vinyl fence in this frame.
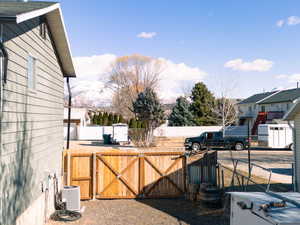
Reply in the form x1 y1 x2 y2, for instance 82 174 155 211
64 126 112 141
153 126 222 137
65 125 249 140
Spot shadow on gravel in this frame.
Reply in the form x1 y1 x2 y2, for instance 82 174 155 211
137 199 229 225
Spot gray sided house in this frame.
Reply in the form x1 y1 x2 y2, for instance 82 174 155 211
0 2 75 225
284 100 300 192
238 88 300 135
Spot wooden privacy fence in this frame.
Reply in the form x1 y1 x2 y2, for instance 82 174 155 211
65 151 186 200
187 151 218 186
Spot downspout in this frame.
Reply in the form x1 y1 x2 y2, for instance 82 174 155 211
288 120 297 191
0 24 8 155
66 77 72 149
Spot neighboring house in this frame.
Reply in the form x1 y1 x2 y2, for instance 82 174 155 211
0 2 76 225
238 88 300 135
63 108 91 140
283 99 300 191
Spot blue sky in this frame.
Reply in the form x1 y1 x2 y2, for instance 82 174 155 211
58 0 300 104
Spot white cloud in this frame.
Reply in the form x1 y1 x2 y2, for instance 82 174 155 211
276 16 300 27
73 54 116 79
137 32 157 39
276 19 285 27
70 54 117 107
276 73 300 83
158 58 207 102
224 58 273 72
69 54 207 106
287 16 300 26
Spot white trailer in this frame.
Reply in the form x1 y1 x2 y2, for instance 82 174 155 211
230 192 300 225
258 124 293 148
112 123 128 143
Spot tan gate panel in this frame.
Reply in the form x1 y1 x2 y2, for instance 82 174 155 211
70 154 93 200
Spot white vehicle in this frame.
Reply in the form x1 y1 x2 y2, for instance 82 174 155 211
112 123 128 144
230 192 300 225
258 124 293 149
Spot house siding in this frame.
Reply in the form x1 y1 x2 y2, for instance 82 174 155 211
0 18 64 225
294 113 300 191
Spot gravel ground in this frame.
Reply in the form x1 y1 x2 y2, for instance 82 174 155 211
46 199 229 225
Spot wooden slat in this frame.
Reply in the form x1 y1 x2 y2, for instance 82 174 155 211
93 153 96 200
97 155 138 196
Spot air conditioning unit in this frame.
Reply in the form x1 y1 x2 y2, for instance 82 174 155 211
62 186 81 212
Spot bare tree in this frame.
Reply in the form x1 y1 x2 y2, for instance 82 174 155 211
107 54 164 118
214 96 238 135
212 77 239 136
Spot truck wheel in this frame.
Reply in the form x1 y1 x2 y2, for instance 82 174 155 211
234 142 244 151
289 143 294 151
192 143 201 151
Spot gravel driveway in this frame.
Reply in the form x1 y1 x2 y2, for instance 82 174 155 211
47 199 229 225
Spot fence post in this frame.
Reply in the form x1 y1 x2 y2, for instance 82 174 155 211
67 151 71 186
139 155 145 197
93 153 96 200
183 156 187 193
217 164 221 189
221 169 224 190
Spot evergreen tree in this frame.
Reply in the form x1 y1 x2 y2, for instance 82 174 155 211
129 118 134 128
168 97 195 126
102 112 108 126
98 112 103 125
107 113 113 126
118 115 125 123
190 82 216 125
113 114 119 124
133 88 165 144
92 114 97 125
131 119 137 128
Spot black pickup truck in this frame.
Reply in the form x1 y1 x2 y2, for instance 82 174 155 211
184 131 250 151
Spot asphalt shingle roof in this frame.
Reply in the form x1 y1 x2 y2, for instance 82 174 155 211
0 1 56 17
238 91 277 104
258 88 300 104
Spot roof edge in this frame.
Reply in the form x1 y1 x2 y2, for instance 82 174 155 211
14 3 76 77
16 3 60 24
257 90 281 104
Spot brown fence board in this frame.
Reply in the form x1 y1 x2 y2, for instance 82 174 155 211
64 151 186 200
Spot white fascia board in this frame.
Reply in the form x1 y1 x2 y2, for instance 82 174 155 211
55 6 74 73
16 3 60 24
284 99 300 121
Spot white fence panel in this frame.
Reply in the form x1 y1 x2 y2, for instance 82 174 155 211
153 126 222 137
64 125 77 140
78 126 104 140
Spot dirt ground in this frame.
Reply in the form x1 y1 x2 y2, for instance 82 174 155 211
47 199 229 225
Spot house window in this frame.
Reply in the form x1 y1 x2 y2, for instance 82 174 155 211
27 55 37 90
261 106 265 112
248 106 252 112
287 103 290 110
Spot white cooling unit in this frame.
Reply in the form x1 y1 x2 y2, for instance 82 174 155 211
62 186 81 212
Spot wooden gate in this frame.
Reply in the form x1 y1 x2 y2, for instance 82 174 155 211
65 151 186 199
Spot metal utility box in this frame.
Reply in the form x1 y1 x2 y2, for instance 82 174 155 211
258 124 293 148
230 192 300 225
112 123 128 143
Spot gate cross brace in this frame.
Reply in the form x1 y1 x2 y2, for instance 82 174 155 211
97 155 139 196
144 157 184 195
